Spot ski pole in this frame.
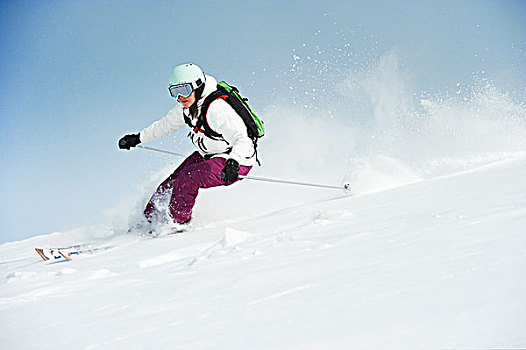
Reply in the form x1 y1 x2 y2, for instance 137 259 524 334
133 145 351 192
136 145 187 158
239 175 350 192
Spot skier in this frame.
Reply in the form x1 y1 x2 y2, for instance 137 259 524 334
118 63 256 230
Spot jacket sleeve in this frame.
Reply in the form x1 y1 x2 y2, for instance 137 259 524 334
139 106 186 144
206 99 255 164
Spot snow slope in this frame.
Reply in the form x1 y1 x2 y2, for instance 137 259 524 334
1 155 525 349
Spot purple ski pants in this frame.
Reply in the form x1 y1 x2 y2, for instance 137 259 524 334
144 151 251 224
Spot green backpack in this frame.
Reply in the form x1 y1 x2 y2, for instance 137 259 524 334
188 81 265 164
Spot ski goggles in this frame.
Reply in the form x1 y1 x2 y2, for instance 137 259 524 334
168 83 193 99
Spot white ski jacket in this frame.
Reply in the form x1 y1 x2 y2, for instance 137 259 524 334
139 75 256 166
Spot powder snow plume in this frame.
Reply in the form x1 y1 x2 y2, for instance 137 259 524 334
261 43 526 194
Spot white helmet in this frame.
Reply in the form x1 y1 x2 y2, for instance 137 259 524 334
169 63 206 90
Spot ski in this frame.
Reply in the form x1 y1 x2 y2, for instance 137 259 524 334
34 247 73 262
34 244 113 262
58 250 72 262
35 248 50 261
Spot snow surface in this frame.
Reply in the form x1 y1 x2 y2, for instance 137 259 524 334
2 44 526 349
1 155 525 349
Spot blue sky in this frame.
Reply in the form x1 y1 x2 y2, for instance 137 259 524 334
1 0 525 243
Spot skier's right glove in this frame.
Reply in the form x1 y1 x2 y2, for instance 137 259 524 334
221 159 240 183
119 133 141 150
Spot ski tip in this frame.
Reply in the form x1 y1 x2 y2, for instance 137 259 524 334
35 248 50 261
58 251 72 262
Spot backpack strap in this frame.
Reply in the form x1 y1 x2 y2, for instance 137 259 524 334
183 113 193 129
193 86 262 166
194 90 227 140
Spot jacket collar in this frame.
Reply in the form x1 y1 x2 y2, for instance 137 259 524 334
197 75 217 108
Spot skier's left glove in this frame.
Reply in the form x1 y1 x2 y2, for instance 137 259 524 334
221 159 239 183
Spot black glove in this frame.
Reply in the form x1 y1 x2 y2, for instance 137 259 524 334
221 159 240 183
119 133 141 150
